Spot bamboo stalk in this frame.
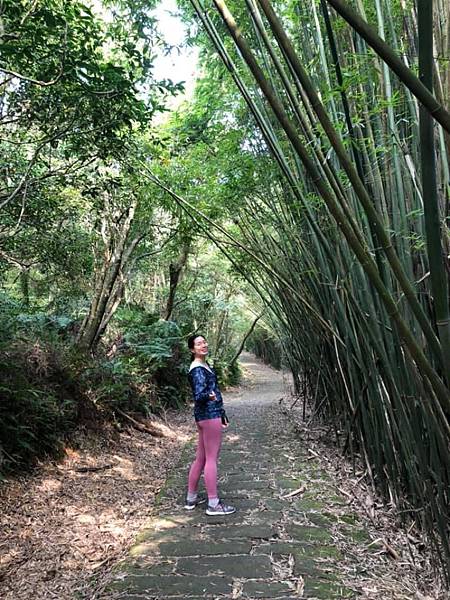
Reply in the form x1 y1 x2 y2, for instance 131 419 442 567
256 0 447 376
189 0 349 274
319 0 390 286
418 0 450 384
325 0 450 135
244 0 366 247
140 162 340 338
212 0 450 418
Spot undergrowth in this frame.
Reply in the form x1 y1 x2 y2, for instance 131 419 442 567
0 299 191 474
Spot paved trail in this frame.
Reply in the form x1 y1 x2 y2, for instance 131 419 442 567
107 354 370 599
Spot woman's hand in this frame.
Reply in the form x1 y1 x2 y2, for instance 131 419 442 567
221 412 229 429
208 391 217 400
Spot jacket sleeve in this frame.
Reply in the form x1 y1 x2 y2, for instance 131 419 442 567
189 367 210 405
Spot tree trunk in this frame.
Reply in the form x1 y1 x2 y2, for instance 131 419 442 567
77 200 137 352
19 268 30 307
163 239 191 320
93 234 142 347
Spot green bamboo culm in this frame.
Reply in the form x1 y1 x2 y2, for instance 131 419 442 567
325 0 450 135
319 0 363 180
318 0 389 286
186 0 450 579
418 0 450 384
188 0 348 274
256 0 447 378
211 0 450 408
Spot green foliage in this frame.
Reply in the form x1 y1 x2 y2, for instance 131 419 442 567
0 0 250 478
0 0 176 157
0 0 182 315
213 358 242 387
0 336 78 471
247 326 282 371
226 360 242 386
0 381 74 468
0 300 191 474
111 309 191 409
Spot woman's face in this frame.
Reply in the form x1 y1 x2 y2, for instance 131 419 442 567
192 336 208 359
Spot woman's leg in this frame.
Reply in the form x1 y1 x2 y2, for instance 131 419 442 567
199 417 223 500
187 423 206 494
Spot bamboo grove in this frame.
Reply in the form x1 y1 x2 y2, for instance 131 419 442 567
161 0 450 576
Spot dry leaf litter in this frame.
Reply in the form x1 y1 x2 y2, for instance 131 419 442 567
0 411 192 600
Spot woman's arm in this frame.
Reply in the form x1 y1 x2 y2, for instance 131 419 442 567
189 367 211 404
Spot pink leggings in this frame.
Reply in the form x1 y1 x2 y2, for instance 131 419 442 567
188 417 222 499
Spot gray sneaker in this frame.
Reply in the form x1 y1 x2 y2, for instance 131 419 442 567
184 496 207 511
205 501 236 516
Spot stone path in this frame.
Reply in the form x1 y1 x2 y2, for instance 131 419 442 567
107 354 372 599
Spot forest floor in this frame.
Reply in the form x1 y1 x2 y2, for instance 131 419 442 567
0 354 447 599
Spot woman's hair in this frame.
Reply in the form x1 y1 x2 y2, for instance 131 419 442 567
187 334 205 350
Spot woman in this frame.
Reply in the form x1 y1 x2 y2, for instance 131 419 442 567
185 334 235 515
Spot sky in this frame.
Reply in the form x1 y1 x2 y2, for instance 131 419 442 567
152 0 199 107
91 0 199 110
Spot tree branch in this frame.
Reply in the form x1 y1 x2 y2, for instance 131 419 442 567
230 313 263 365
0 65 64 87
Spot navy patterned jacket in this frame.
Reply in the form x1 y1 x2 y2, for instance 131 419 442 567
188 362 224 422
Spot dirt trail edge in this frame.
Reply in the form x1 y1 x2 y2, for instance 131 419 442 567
100 353 439 600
